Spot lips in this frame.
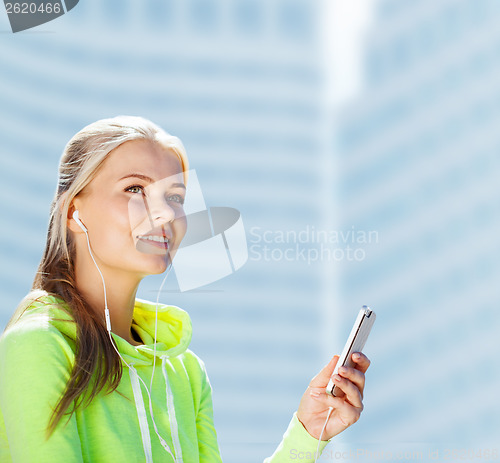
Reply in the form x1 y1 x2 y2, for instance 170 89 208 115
136 230 172 250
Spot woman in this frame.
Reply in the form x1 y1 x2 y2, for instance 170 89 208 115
0 116 370 462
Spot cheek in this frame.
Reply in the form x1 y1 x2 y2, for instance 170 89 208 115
127 195 150 231
173 216 187 242
95 203 135 246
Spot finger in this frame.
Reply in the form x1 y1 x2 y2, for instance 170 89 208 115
337 365 365 397
309 387 346 409
330 374 363 409
331 398 363 427
351 352 371 374
309 389 362 427
309 355 339 388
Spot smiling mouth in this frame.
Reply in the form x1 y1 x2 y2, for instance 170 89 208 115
136 234 170 249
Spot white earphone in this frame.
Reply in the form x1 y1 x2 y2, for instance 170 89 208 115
73 210 87 232
72 209 110 330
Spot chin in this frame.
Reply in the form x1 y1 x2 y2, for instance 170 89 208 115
144 255 172 275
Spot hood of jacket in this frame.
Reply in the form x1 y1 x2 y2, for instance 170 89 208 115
17 290 192 366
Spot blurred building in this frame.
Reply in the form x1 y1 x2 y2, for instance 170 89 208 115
335 0 500 454
0 1 328 461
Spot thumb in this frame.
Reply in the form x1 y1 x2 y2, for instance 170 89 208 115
309 355 340 388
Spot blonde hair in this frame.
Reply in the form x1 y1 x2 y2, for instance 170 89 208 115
9 115 188 436
55 115 188 265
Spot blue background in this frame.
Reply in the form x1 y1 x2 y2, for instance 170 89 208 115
1 0 499 461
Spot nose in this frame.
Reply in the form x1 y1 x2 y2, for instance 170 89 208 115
145 195 176 225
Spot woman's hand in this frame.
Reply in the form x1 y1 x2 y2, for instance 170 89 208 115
296 353 371 441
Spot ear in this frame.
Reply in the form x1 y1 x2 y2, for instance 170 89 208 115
65 198 85 234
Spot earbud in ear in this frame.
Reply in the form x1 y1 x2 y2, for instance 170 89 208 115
73 210 88 233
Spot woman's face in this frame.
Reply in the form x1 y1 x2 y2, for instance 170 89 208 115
70 139 187 277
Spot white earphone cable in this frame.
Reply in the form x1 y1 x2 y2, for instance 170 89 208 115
151 264 172 391
314 406 333 463
82 227 111 331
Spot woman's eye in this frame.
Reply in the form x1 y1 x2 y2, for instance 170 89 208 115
168 194 185 205
126 185 144 194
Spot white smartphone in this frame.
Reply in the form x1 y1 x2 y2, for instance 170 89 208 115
326 306 376 397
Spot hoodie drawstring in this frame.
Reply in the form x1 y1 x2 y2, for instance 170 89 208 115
129 361 183 463
162 356 184 463
129 364 154 463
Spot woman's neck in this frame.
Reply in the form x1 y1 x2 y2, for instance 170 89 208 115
74 258 143 345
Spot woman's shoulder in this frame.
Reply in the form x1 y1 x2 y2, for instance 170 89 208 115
1 290 76 347
0 292 76 383
179 348 212 381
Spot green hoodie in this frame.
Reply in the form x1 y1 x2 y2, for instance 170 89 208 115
0 292 328 462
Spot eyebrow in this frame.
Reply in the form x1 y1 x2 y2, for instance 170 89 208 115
119 173 186 189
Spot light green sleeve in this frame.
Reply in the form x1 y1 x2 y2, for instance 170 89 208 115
264 413 329 463
196 361 224 463
0 315 84 462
